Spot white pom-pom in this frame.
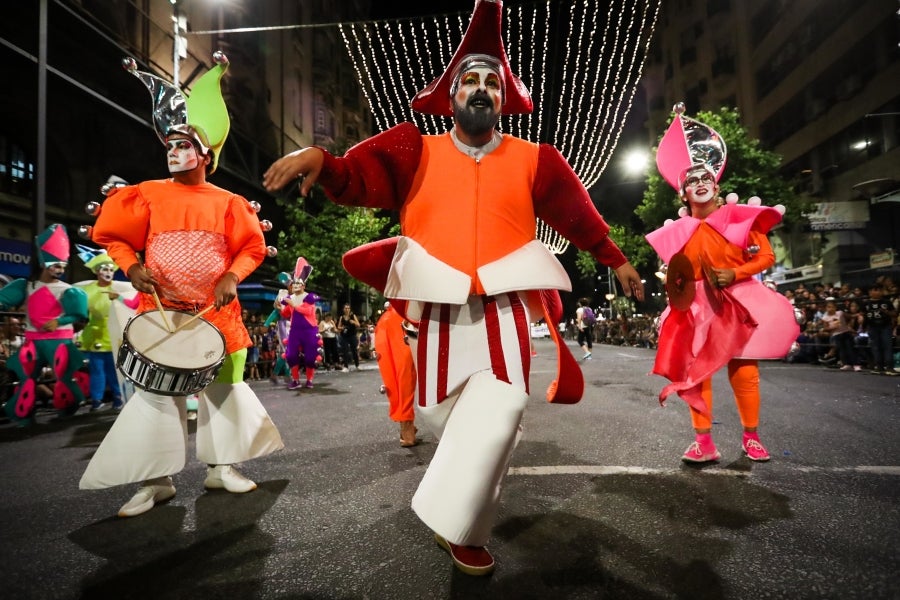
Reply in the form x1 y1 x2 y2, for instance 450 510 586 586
748 196 762 206
773 204 786 215
664 218 674 227
677 206 689 218
725 193 739 204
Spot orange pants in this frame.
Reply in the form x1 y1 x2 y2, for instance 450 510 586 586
375 307 416 422
689 359 760 430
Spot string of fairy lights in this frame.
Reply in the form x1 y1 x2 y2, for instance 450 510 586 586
187 1 661 255
339 0 660 254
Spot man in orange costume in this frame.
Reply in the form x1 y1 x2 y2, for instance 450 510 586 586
375 302 417 447
264 0 643 575
79 53 283 518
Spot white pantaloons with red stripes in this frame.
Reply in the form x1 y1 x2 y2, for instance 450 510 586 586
411 293 531 547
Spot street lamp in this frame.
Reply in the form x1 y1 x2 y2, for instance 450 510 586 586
622 148 649 176
605 292 615 321
170 0 187 90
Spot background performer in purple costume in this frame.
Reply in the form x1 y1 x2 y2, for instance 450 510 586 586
281 258 320 389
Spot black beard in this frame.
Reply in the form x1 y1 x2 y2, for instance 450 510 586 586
452 97 500 139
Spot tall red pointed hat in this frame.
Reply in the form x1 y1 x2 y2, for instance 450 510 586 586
411 0 532 117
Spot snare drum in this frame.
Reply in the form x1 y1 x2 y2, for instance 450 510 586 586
117 309 226 396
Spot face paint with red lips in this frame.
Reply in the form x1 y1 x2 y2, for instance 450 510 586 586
165 137 201 173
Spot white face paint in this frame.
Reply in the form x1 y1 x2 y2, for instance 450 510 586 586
166 137 201 174
97 265 116 283
682 171 717 205
46 263 66 279
453 67 503 114
291 281 305 294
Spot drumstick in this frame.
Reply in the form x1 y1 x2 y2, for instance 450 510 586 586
172 304 216 333
151 288 173 332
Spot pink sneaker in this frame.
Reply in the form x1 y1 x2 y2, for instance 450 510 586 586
742 434 770 461
682 439 721 463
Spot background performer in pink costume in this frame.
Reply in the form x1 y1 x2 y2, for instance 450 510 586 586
0 224 88 426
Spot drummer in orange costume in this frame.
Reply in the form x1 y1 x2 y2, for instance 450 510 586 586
79 52 283 518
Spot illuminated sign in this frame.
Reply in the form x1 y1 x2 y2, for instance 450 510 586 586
0 238 32 278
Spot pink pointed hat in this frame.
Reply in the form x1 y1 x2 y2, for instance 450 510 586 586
656 102 727 192
293 257 312 284
411 0 532 117
36 224 70 267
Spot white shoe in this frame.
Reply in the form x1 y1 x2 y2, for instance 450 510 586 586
118 477 176 518
204 465 257 493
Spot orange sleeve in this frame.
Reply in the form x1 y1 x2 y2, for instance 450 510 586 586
91 185 149 274
732 229 775 281
225 195 267 282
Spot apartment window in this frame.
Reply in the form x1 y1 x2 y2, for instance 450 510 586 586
679 24 699 66
0 136 35 198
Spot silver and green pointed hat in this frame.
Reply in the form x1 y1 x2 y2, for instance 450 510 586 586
122 51 231 173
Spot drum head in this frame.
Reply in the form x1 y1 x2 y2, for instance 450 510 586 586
125 310 225 369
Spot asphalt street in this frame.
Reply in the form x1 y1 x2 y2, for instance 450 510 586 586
1 339 898 599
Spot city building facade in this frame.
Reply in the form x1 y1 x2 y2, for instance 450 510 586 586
0 0 373 297
641 0 900 288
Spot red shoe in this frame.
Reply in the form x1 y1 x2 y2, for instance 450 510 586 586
742 434 771 462
682 440 721 463
434 533 494 576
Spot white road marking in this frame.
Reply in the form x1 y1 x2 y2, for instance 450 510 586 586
508 465 749 477
508 465 900 477
793 465 900 476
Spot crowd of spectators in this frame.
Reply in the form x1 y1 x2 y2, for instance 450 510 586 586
780 276 899 374
563 274 899 375
562 313 660 350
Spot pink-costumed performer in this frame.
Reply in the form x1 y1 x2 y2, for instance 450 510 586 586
0 224 89 426
646 103 798 464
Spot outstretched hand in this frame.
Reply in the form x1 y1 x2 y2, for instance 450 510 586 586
262 147 325 196
614 262 645 302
